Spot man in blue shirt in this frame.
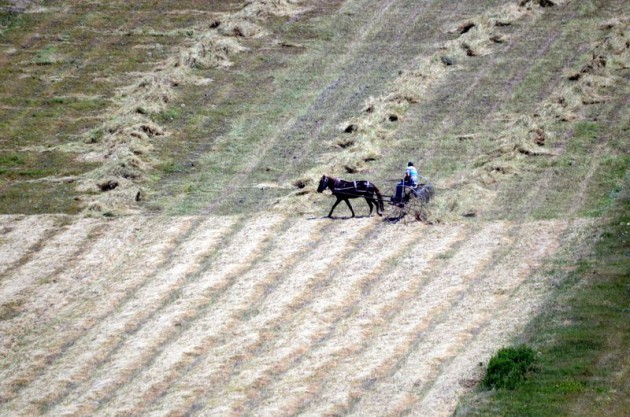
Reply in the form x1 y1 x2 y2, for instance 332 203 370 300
394 162 419 204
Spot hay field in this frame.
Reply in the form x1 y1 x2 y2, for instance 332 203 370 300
0 213 592 416
1 0 629 416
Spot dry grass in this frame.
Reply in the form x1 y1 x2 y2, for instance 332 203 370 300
0 210 594 417
1 2 627 417
177 34 248 69
0 216 198 406
540 15 629 122
419 11 629 222
71 0 306 216
279 0 573 217
0 215 61 276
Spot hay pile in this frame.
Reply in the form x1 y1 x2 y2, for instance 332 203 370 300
78 74 174 215
470 114 556 182
78 0 306 215
442 0 571 58
546 16 629 120
454 12 628 220
278 1 577 218
316 0 570 178
177 34 249 69
240 0 305 17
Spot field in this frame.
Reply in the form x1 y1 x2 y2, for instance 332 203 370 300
0 0 628 416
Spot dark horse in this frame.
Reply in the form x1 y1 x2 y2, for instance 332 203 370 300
317 175 384 218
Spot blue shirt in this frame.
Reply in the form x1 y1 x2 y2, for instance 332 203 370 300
406 166 418 185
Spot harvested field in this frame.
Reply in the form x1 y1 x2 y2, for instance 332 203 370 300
1 0 629 416
0 214 590 416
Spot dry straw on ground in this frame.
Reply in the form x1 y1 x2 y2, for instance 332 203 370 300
291 1 564 218
0 207 592 417
76 0 306 215
426 5 627 221
177 34 249 69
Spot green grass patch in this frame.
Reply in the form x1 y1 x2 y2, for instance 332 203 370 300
0 151 96 180
0 153 26 167
0 9 25 37
456 172 630 416
0 181 83 214
152 108 180 124
0 150 99 214
33 45 62 65
482 345 537 390
580 154 629 217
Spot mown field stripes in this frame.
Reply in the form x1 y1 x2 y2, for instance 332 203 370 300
348 220 567 416
48 215 311 416
0 216 196 403
0 215 592 417
410 222 584 417
254 221 507 416
6 215 241 415
224 224 469 417
179 220 432 416
91 217 377 417
0 217 103 302
0 215 62 277
1 216 152 339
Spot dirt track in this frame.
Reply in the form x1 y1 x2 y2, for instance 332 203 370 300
0 213 590 416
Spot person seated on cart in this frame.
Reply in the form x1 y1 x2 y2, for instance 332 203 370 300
393 161 420 204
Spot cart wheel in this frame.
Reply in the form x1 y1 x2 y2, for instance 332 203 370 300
386 203 406 223
385 192 429 224
384 191 412 223
406 197 426 223
384 183 434 224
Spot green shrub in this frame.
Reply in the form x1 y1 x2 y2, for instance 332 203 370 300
0 10 24 37
482 345 536 390
0 154 25 167
33 46 60 65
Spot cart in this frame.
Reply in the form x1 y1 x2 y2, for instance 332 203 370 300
384 182 434 223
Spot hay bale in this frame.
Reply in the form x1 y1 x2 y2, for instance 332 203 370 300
240 0 305 18
114 73 181 115
218 19 266 38
178 33 248 68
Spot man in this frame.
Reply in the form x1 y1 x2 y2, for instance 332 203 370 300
394 162 420 204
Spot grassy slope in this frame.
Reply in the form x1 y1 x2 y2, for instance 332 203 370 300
1 0 629 415
0 0 244 214
457 171 630 417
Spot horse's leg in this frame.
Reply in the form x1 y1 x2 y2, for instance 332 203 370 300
369 190 382 216
374 186 384 216
328 198 342 218
365 197 373 217
343 198 356 217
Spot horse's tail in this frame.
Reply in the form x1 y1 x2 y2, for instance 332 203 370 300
374 185 384 213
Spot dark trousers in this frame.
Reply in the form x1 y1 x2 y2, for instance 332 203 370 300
394 180 415 201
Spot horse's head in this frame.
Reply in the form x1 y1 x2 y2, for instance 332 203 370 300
317 175 329 193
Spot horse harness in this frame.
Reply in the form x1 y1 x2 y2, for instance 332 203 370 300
332 180 371 194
